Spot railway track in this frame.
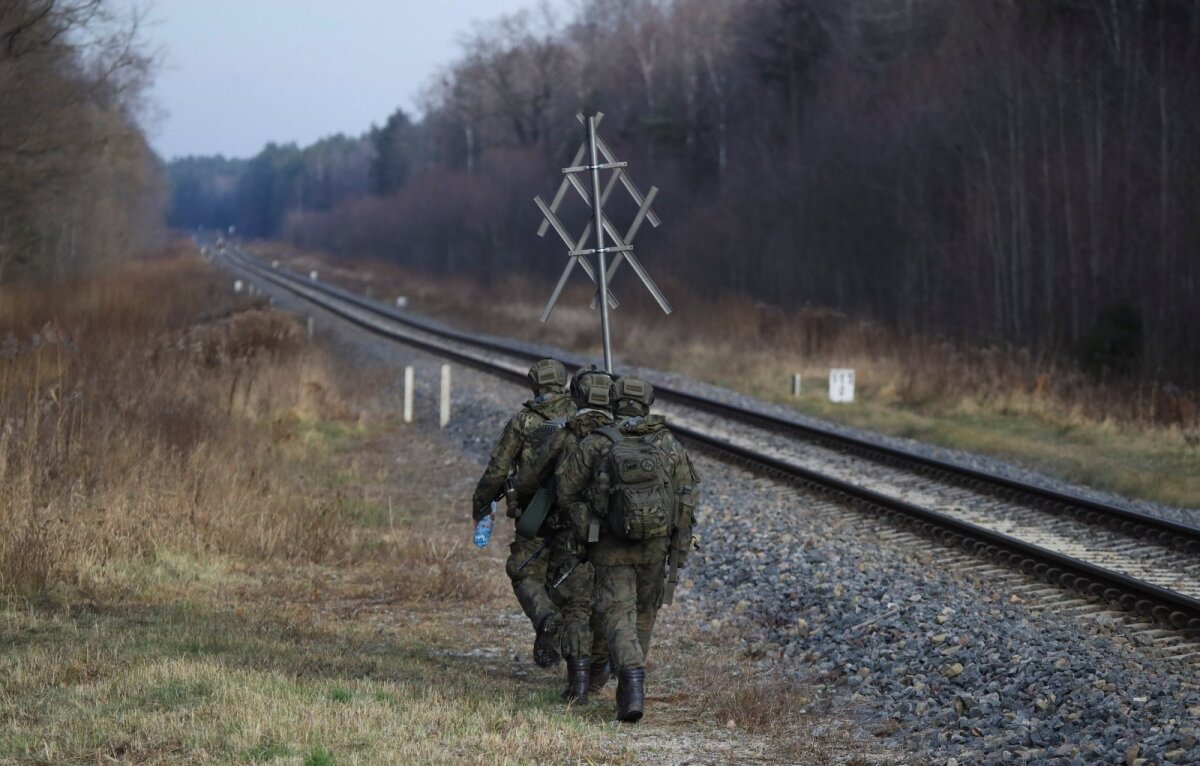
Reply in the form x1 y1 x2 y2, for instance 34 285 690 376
215 243 1200 637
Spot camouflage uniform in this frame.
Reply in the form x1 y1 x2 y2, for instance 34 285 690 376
516 410 613 674
559 414 697 666
472 389 577 652
558 380 699 722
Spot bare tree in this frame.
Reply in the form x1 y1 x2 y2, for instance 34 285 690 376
0 0 164 281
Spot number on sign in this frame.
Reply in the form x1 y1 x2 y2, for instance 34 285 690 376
829 368 855 403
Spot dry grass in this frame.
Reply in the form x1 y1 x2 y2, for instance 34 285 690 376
0 243 888 764
255 240 1200 509
0 244 347 597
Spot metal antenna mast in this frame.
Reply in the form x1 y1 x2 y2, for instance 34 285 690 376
534 112 671 373
587 115 615 369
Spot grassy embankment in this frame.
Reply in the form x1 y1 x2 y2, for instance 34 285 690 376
255 242 1200 510
0 245 876 764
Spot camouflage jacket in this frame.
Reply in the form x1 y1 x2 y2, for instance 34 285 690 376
471 391 576 511
514 409 614 542
513 409 613 500
556 413 700 566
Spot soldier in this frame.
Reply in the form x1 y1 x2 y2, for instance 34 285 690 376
556 375 699 722
514 365 615 703
471 358 577 668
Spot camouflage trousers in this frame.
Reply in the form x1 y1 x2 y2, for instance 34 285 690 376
594 562 665 671
506 534 556 631
547 536 608 663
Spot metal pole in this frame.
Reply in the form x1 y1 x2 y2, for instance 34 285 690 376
403 366 414 423
588 115 614 373
440 364 451 428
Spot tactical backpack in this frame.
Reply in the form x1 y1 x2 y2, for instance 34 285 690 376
592 426 675 541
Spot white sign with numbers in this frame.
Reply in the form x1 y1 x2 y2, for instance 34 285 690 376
829 368 855 403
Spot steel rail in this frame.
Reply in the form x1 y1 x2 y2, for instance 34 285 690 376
216 245 1200 631
669 423 1200 632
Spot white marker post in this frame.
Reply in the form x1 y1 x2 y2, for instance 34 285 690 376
396 296 408 309
791 373 802 398
829 368 856 403
309 270 319 281
307 316 315 340
439 364 451 428
403 366 414 423
234 279 244 293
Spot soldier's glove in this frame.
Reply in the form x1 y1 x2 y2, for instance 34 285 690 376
471 503 491 523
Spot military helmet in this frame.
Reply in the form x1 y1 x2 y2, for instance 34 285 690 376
612 375 655 407
527 358 568 392
570 365 613 409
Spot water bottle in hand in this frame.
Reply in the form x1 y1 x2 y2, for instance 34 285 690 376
473 502 497 547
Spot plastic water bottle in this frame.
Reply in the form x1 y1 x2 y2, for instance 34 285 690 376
473 504 496 548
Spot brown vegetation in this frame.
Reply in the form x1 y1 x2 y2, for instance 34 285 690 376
0 244 344 596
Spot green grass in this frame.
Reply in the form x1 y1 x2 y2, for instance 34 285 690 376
710 370 1200 509
328 687 352 703
304 746 335 766
796 389 1190 509
0 577 608 764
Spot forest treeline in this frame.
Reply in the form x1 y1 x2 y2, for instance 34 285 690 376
167 0 1200 386
1 0 166 282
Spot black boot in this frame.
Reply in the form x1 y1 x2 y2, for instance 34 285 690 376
534 612 562 669
562 656 591 703
588 658 611 693
616 667 645 722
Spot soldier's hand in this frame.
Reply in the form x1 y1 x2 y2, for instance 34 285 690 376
471 504 490 523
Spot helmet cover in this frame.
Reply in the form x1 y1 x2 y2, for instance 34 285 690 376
527 358 568 392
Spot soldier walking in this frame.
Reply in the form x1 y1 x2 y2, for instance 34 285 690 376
471 358 576 668
514 366 616 703
556 375 699 722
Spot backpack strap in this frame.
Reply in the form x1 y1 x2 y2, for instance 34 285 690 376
595 425 622 445
585 425 623 543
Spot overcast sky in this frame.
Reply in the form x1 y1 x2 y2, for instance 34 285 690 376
128 0 557 161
